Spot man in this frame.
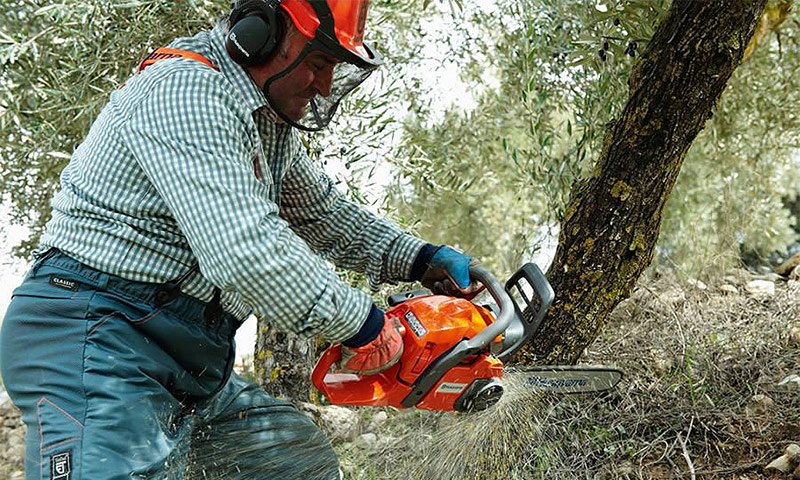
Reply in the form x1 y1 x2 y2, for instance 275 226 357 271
0 1 475 479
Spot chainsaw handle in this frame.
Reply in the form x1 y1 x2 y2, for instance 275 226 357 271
464 264 516 349
311 343 342 392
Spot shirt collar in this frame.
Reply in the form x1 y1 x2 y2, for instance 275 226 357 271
209 24 278 120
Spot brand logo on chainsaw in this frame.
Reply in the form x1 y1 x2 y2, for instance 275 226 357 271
404 311 428 337
435 382 467 394
527 377 588 388
51 451 72 480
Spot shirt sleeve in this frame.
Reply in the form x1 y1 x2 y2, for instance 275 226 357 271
118 64 371 343
280 143 427 289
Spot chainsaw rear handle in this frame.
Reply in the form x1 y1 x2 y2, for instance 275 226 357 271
311 343 342 392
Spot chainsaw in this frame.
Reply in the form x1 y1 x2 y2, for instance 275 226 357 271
312 263 622 412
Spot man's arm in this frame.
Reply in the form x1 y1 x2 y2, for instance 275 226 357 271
280 145 429 289
119 64 371 342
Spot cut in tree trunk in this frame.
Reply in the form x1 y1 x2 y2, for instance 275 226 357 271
515 0 769 365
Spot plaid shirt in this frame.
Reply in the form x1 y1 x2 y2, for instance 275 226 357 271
39 25 426 342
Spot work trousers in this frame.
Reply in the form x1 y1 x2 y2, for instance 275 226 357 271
0 250 340 479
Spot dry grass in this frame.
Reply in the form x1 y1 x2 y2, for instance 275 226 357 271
340 270 800 480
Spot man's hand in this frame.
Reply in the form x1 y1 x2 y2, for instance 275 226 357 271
340 310 403 375
421 246 482 297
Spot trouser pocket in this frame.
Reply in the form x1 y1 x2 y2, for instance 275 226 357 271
37 398 83 480
85 289 235 399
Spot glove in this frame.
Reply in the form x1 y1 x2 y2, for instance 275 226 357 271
420 246 482 297
340 307 403 375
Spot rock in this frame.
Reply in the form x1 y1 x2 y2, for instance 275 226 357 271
777 252 800 276
367 411 388 432
755 273 781 282
766 454 795 474
658 289 686 305
790 326 800 347
756 265 773 275
723 275 739 285
793 463 800 480
688 278 707 290
317 405 360 441
0 394 19 417
358 432 378 446
296 402 360 441
791 265 800 281
745 280 775 296
786 444 800 463
6 432 25 463
778 375 800 390
745 394 775 416
376 435 399 450
297 401 320 420
719 284 738 295
649 348 675 374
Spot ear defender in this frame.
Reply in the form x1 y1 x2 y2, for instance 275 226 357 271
226 0 284 66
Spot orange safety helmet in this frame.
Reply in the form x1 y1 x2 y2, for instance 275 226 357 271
280 0 381 69
227 0 384 131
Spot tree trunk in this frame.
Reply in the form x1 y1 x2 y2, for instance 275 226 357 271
516 0 768 365
254 320 318 403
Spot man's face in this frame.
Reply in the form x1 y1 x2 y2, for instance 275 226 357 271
253 32 339 122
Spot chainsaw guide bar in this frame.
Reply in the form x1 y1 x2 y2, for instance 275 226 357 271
506 366 623 394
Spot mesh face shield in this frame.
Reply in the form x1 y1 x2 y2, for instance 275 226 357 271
262 36 381 131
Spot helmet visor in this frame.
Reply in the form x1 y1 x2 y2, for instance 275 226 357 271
263 37 382 132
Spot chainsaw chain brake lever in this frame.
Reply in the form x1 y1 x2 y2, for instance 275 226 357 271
494 263 555 360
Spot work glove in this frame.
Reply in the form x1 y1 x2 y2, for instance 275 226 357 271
421 246 482 297
340 306 403 375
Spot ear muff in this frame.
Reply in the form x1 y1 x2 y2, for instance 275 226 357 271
226 0 284 66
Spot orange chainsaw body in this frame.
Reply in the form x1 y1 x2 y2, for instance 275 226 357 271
312 295 503 411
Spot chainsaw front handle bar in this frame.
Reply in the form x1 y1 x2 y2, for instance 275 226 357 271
496 263 555 359
462 264 516 350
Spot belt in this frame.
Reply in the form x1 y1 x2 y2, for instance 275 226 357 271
32 248 242 336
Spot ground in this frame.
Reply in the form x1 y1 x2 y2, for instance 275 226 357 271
1 268 798 479
334 268 800 480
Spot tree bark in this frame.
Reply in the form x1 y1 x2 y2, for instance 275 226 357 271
516 0 769 365
254 321 319 403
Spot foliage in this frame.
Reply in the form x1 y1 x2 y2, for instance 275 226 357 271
2 0 799 277
386 0 800 278
0 0 435 258
0 1 226 256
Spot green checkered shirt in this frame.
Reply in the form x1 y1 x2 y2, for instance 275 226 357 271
38 25 425 342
